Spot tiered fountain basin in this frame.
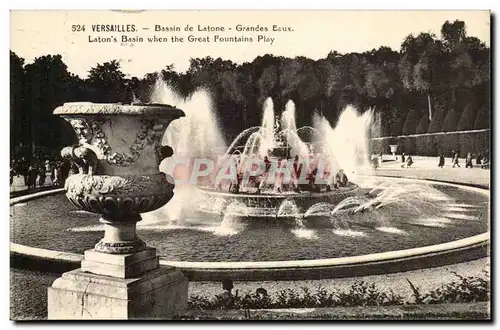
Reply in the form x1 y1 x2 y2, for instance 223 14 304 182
10 176 489 280
197 182 362 220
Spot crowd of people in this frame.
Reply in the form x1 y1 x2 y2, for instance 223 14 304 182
10 156 78 190
439 150 489 169
377 149 490 170
371 148 490 171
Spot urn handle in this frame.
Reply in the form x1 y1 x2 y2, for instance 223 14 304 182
158 145 174 163
61 144 99 175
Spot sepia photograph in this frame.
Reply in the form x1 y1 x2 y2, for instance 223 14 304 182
8 9 491 321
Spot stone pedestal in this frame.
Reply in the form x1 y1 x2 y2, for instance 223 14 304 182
47 248 188 320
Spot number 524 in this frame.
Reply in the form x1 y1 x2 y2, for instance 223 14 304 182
72 25 86 32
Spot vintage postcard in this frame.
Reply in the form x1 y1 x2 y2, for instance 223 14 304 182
9 10 491 320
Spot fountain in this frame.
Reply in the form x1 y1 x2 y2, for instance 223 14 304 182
195 98 363 219
7 93 488 286
8 80 483 287
47 102 187 319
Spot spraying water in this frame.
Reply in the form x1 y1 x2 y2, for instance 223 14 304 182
276 199 317 239
157 89 226 158
149 74 183 107
281 100 297 132
291 216 317 240
303 202 336 218
314 106 373 175
258 98 276 157
211 201 247 236
277 199 299 218
354 182 451 214
330 196 366 214
146 76 227 223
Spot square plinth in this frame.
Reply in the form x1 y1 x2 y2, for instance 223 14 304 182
81 248 159 279
47 266 188 320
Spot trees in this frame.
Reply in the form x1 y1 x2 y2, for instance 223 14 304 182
9 19 491 158
24 54 76 153
87 60 127 102
399 33 444 121
441 20 466 51
442 21 488 111
10 51 26 152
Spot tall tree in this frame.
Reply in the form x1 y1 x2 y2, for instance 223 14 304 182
24 54 75 154
87 60 127 102
10 51 26 153
399 33 445 121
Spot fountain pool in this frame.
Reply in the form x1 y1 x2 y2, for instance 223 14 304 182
10 176 488 263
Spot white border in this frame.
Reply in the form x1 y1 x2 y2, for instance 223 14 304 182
2 1 498 328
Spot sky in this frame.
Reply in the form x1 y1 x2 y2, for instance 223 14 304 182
10 10 490 78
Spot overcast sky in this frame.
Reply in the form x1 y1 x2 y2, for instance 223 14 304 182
10 10 490 78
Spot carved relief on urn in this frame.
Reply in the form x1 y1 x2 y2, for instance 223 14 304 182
54 102 185 254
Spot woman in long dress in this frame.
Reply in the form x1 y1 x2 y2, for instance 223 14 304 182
406 155 414 168
465 152 473 168
438 154 445 168
44 160 53 186
53 165 60 186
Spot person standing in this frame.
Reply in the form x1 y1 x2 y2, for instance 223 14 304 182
53 164 60 186
37 164 46 187
438 154 445 168
44 160 53 186
406 155 414 168
465 152 473 168
452 151 460 168
476 152 482 166
28 165 37 189
20 157 29 186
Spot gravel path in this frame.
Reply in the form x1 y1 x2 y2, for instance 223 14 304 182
10 269 58 320
366 155 490 188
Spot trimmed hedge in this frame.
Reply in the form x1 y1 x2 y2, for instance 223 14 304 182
415 116 430 134
442 109 460 132
371 129 490 157
402 109 420 135
457 104 477 131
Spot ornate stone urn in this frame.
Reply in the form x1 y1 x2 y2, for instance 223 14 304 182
389 144 399 160
48 102 187 320
55 102 184 255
